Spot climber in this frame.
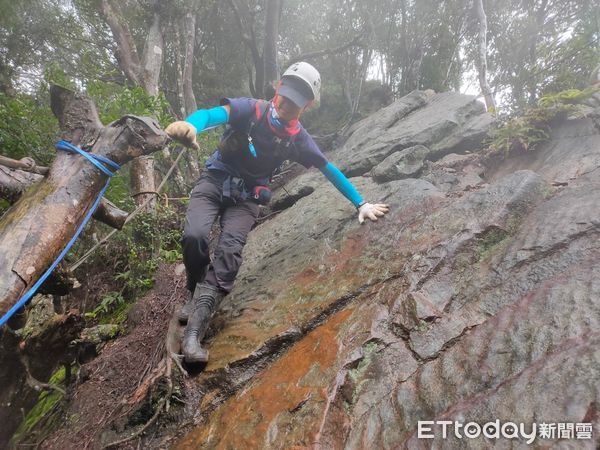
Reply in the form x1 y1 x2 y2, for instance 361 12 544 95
165 62 389 364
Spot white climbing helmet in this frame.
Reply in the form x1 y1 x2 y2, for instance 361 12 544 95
280 61 321 107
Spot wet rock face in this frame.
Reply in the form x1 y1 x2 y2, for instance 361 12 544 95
330 90 495 177
371 144 429 183
173 91 600 448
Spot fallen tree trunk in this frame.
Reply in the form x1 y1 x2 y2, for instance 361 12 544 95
0 165 42 203
0 85 168 318
0 165 129 229
0 155 49 175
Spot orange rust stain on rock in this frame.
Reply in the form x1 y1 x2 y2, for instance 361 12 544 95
294 266 320 285
292 236 366 288
207 320 290 371
175 307 354 450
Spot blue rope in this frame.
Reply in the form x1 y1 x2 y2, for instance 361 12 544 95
55 140 120 176
0 141 121 328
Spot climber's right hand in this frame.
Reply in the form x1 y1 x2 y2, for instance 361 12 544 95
165 121 199 150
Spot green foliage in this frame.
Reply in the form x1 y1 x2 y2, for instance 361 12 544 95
196 129 222 163
486 0 598 112
87 81 175 128
84 291 125 320
160 248 183 263
537 87 599 108
76 205 184 323
301 81 352 135
11 390 62 444
43 62 77 90
103 169 135 209
0 92 59 164
487 87 598 156
487 117 551 155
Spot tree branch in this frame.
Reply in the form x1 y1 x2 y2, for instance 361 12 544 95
286 33 366 65
100 0 142 86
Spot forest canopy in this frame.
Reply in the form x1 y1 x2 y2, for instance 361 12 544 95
0 0 598 210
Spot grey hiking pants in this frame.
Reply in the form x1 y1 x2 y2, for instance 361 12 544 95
181 170 259 293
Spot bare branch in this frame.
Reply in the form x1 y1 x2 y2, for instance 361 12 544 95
287 33 366 65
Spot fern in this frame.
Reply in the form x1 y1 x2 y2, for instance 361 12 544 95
487 87 598 156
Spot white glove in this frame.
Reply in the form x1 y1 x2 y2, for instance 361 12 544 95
165 121 199 150
358 202 389 224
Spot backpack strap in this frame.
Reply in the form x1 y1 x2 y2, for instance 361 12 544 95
249 100 269 135
246 100 300 183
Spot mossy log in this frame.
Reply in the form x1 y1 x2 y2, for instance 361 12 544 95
0 165 129 229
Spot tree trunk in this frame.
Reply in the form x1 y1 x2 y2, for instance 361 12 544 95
527 0 549 105
0 166 42 203
140 9 164 96
130 156 157 208
176 23 186 118
99 0 165 208
0 86 166 446
0 155 48 175
352 47 372 117
183 10 198 116
185 149 201 182
134 5 165 207
0 165 129 230
263 0 281 96
399 0 409 95
0 85 168 317
227 0 264 98
100 0 141 86
474 0 496 112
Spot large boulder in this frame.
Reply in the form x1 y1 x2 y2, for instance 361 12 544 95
170 91 600 448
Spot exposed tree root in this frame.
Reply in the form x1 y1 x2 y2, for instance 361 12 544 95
102 356 175 449
102 310 187 448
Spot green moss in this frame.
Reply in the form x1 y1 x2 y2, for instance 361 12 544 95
0 178 55 230
11 390 62 444
80 323 121 342
0 198 9 216
475 228 510 261
10 366 72 446
48 366 67 384
19 296 55 340
346 341 380 404
415 319 430 333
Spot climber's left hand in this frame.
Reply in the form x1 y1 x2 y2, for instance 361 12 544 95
357 202 389 224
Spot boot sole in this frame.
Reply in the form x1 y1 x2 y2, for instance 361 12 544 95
184 351 209 364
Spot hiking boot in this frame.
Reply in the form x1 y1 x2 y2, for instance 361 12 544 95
181 283 225 364
181 305 211 363
178 281 224 324
177 291 195 324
